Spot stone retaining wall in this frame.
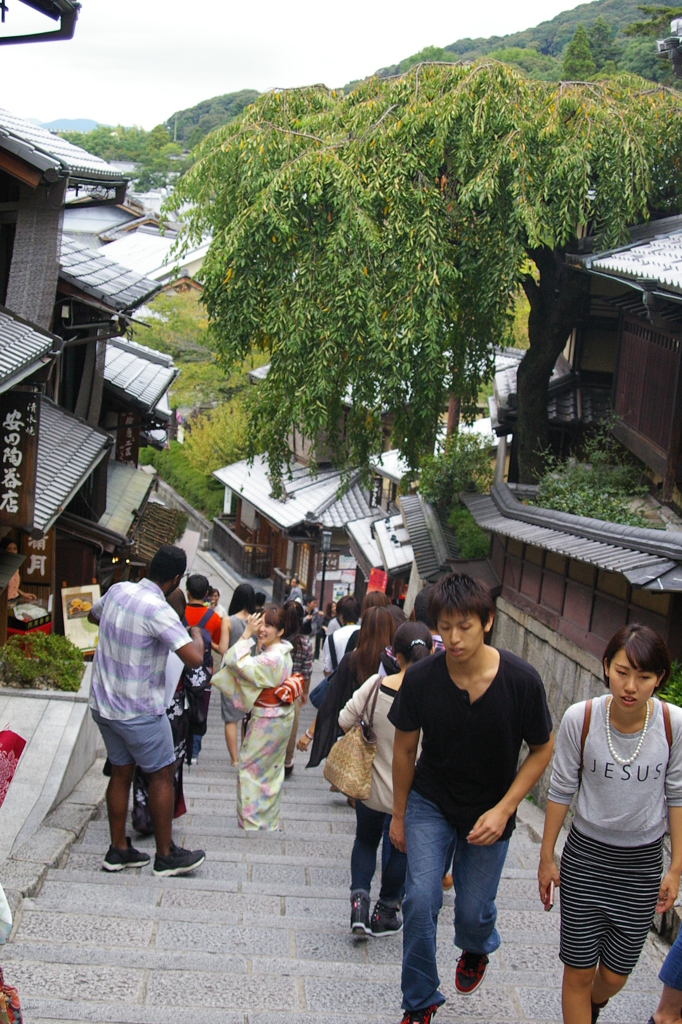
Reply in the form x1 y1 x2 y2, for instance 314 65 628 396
492 596 605 807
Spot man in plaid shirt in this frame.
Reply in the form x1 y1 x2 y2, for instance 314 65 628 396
88 545 207 878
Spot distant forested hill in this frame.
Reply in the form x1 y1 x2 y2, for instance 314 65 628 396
369 0 671 85
164 90 259 149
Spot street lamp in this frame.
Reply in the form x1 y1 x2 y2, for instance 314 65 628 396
319 529 332 612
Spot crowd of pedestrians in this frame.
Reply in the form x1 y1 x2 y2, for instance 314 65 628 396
78 545 682 1024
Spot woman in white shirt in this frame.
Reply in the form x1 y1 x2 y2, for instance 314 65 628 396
339 621 433 939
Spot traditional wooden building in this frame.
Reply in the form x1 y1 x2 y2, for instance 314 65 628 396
213 455 374 603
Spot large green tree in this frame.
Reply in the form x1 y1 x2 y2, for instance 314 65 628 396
563 24 597 78
171 62 682 485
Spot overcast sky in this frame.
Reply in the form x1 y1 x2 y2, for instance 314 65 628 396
3 0 588 129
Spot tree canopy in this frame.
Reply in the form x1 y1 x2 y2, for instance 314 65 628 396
563 25 598 77
171 62 682 486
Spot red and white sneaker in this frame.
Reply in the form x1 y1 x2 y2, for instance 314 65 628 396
398 1004 439 1024
455 951 489 995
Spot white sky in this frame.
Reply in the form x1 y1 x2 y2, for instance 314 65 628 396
2 0 587 129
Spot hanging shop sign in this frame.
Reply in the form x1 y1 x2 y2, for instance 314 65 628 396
0 393 40 532
116 411 140 466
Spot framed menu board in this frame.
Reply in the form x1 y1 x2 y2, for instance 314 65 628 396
61 584 100 651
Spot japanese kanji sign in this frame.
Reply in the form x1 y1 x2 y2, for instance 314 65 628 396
0 392 40 531
20 527 53 587
116 411 140 466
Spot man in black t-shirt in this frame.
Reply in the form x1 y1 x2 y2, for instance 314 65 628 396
388 574 553 1024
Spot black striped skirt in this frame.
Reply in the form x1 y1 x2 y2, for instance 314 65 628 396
559 825 663 974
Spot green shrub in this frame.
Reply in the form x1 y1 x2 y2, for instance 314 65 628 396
419 431 494 515
533 423 649 527
662 661 682 709
448 505 491 559
0 633 84 692
140 442 224 519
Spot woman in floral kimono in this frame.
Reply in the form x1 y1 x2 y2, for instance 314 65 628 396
212 605 293 830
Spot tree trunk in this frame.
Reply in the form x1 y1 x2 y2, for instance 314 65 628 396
446 394 460 435
516 247 591 483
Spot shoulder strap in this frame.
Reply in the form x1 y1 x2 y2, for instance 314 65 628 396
360 675 382 728
329 633 338 672
661 699 673 754
579 699 593 778
198 607 214 630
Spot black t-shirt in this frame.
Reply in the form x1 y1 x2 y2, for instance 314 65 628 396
388 648 552 840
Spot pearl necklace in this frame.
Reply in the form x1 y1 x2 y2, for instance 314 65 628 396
605 696 651 766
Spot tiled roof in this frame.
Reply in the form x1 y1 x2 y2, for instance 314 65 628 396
346 516 383 576
104 338 176 413
60 235 160 311
98 462 155 537
213 455 372 531
101 231 210 281
0 107 126 183
35 399 111 534
374 513 414 576
370 449 410 485
580 224 682 295
399 493 459 583
0 305 58 393
463 484 682 591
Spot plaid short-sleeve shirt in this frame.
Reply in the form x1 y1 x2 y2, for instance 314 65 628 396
89 578 192 720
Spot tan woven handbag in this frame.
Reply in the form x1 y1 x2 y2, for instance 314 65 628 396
323 676 381 800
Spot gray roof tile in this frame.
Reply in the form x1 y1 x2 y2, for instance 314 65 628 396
35 399 111 534
0 305 57 393
60 236 160 311
104 339 176 413
463 484 682 590
0 107 126 183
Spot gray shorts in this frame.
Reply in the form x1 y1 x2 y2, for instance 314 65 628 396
220 691 246 724
91 708 175 774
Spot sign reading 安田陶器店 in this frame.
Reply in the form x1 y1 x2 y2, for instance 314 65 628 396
0 393 40 532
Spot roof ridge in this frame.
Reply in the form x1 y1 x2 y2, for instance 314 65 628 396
492 483 682 560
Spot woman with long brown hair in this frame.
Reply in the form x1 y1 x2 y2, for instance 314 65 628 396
307 606 396 769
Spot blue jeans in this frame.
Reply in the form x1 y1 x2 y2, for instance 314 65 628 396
350 800 407 908
660 925 682 990
401 789 509 1012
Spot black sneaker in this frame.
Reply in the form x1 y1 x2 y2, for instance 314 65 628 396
398 1005 439 1024
370 900 403 937
153 842 206 877
284 764 294 778
350 893 371 935
102 837 150 872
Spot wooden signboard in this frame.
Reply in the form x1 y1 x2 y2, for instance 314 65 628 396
62 583 100 652
20 528 54 588
0 392 40 532
116 411 140 466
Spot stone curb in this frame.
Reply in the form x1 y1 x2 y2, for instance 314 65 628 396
0 757 107 926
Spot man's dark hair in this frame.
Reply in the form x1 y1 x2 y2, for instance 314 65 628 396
428 573 495 629
413 586 437 630
187 574 210 600
336 594 361 625
148 545 187 585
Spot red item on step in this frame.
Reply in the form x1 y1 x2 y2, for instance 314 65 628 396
0 730 26 810
0 965 22 1023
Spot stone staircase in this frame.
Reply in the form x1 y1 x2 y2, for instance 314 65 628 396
0 685 667 1023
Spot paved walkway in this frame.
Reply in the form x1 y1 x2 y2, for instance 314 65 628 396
0 665 668 1024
